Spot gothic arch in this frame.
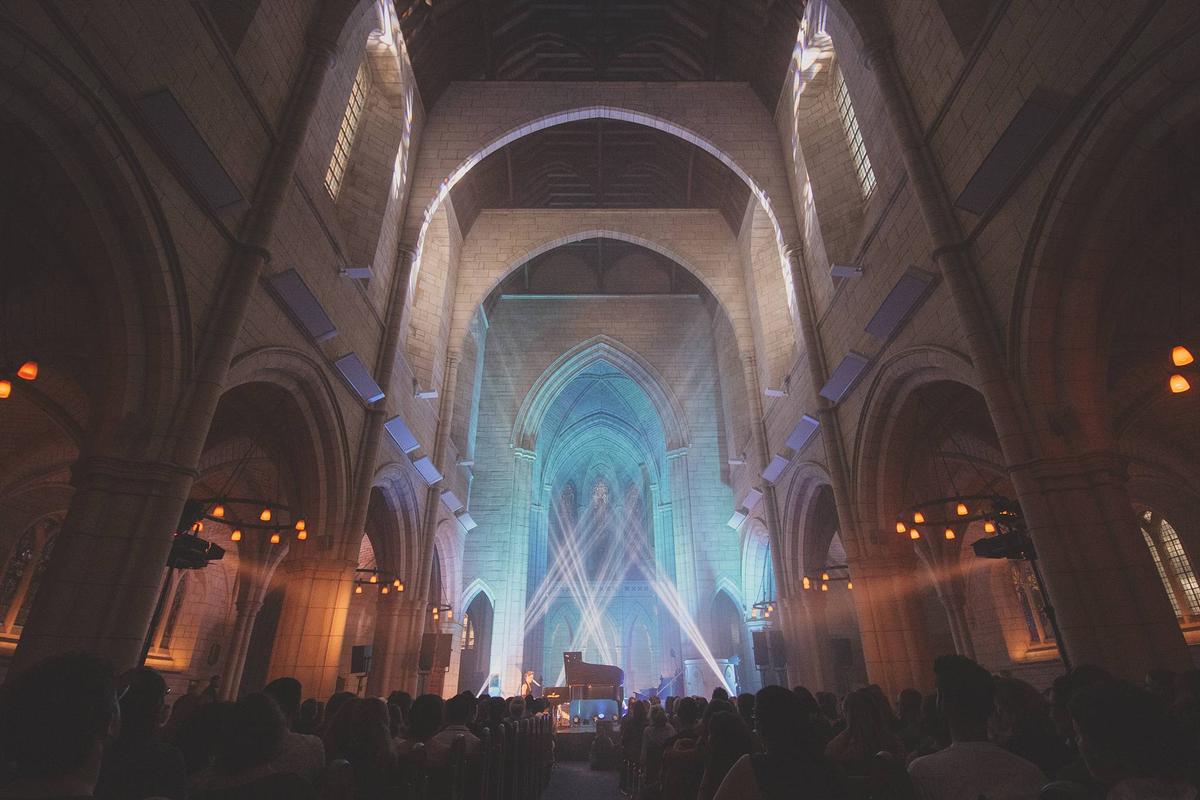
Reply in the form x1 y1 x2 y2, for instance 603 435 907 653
370 461 422 580
512 335 690 452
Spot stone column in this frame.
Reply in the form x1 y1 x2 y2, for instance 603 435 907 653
1008 453 1191 675
13 32 337 675
11 457 195 672
862 37 1191 676
845 554 936 695
912 537 975 660
666 448 700 638
267 556 356 699
222 537 290 699
494 448 536 695
367 591 405 696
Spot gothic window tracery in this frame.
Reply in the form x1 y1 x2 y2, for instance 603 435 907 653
1010 562 1054 645
1139 510 1200 621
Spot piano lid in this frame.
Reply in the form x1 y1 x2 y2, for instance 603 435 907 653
562 651 624 687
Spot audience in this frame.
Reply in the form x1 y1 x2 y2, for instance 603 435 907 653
0 652 118 799
192 693 316 800
94 667 187 800
7 648 1200 800
262 676 325 781
907 655 1045 800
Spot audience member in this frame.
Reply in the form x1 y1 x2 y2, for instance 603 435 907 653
793 686 833 751
192 693 316 800
344 697 397 800
896 688 923 753
262 677 324 781
321 695 362 762
817 691 843 733
426 693 482 767
95 667 187 800
295 698 324 736
713 685 843 800
0 653 118 799
711 687 730 702
908 655 1045 800
401 694 445 747
173 700 233 777
698 711 756 800
737 693 756 730
620 700 649 783
641 705 677 788
824 688 904 776
1070 679 1195 800
990 676 1071 779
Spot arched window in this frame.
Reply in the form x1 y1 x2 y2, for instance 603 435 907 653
158 572 189 650
834 67 876 199
325 62 370 199
1010 562 1054 644
0 520 59 635
1139 510 1200 620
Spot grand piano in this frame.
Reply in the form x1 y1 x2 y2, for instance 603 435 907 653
545 651 624 726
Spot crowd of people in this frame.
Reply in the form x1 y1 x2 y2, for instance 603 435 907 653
0 651 1197 799
0 653 549 799
618 655 1200 800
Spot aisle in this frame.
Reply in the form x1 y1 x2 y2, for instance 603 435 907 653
541 761 621 800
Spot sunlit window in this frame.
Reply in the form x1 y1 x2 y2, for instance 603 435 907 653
1011 562 1054 644
325 63 370 200
1140 510 1200 619
834 68 876 199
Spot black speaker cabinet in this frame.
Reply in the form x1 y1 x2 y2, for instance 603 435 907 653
769 630 787 668
752 630 770 667
351 644 373 675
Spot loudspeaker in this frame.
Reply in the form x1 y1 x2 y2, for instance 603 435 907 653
418 633 454 672
418 634 436 671
769 630 787 669
351 644 373 675
752 630 770 667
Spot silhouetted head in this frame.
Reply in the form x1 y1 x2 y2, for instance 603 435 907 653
408 694 445 741
217 693 286 775
262 677 303 724
933 655 994 738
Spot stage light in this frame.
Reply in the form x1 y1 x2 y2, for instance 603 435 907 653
944 528 956 540
270 532 281 544
913 512 925 524
956 502 969 516
212 504 225 518
17 361 37 381
1173 345 1194 367
1170 374 1190 393
260 507 272 522
230 529 242 542
895 521 907 534
0 380 10 399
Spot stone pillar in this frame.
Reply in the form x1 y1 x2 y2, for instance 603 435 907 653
912 537 975 660
13 33 337 675
268 557 356 699
494 448 536 695
790 591 835 692
845 555 936 696
1008 453 1191 675
392 593 426 692
666 448 700 640
367 592 404 696
222 537 290 699
11 457 195 673
861 37 1191 676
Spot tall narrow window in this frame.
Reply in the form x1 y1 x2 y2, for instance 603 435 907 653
1010 562 1054 644
1139 510 1200 620
834 68 876 199
325 63 370 200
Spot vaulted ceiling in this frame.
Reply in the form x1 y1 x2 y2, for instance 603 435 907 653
449 119 751 234
397 0 803 110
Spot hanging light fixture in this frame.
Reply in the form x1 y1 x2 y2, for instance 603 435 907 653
802 575 811 590
909 528 921 540
895 521 907 534
956 502 969 516
355 584 363 594
944 528 956 540
211 504 226 518
259 507 273 522
296 529 308 541
0 380 10 399
16 361 38 381
294 519 306 532
820 583 829 592
1172 345 1195 367
984 521 996 534
1170 374 1191 394
913 511 925 524
230 529 242 542
269 532 281 544
846 580 854 590
381 586 389 595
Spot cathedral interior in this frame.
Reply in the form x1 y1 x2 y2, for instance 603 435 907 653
1 0 1199 713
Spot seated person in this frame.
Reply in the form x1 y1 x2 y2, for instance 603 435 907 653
262 677 324 781
426 694 483 767
0 652 119 800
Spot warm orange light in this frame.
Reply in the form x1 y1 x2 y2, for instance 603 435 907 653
259 508 272 522
1172 345 1195 367
820 583 829 592
381 586 389 595
355 584 363 594
1170 374 1191 394
984 521 996 534
393 578 402 589
895 521 907 534
17 361 37 381
230 529 242 542
909 529 921 540
296 530 308 541
0 380 10 399
751 607 760 618
212 504 225 518
944 528 956 540
294 519 306 531
767 603 775 613
446 610 453 621
820 571 830 581
802 576 811 590
397 582 405 593
956 502 969 516
269 532 281 544
191 521 204 533
432 607 439 620
847 581 854 590
913 512 925 524
369 574 378 584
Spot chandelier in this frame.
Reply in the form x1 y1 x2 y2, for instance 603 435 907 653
0 359 38 400
801 563 852 593
354 568 407 595
189 497 309 545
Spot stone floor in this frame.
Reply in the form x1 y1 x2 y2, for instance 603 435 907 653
542 761 621 800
